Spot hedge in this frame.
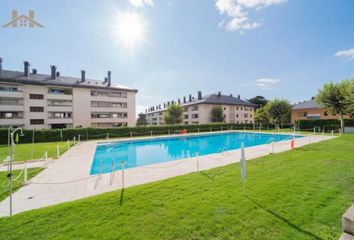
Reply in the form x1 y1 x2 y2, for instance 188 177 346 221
0 123 260 145
295 119 354 131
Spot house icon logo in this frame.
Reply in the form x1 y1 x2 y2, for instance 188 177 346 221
2 10 44 28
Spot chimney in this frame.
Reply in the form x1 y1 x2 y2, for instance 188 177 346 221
163 103 166 108
167 101 170 106
217 91 221 97
189 94 192 102
0 58 3 75
24 61 30 77
50 65 57 79
171 100 175 104
198 91 202 100
159 104 161 109
230 94 233 97
178 98 181 104
81 70 86 82
107 71 111 87
12 10 17 27
237 94 240 99
104 77 108 83
183 96 186 103
56 71 60 77
29 10 35 27
32 68 37 74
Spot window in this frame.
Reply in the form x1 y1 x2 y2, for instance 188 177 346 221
91 101 127 108
236 114 239 118
0 86 19 92
30 106 44 112
224 107 226 110
192 105 199 111
244 113 248 118
48 112 72 119
184 107 189 112
30 94 44 100
91 112 127 118
324 111 328 116
236 107 239 110
298 112 307 117
191 114 199 119
0 112 23 119
30 119 44 125
240 107 243 111
250 114 252 118
91 90 127 98
184 114 189 119
48 88 72 95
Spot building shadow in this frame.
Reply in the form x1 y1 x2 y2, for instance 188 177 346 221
245 196 323 240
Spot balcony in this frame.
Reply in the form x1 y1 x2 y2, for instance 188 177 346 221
0 118 25 126
91 118 128 123
47 118 73 124
0 105 23 111
0 91 24 99
47 93 73 100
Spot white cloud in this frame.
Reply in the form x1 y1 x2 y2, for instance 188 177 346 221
129 0 153 8
215 0 286 32
335 48 354 60
255 78 280 89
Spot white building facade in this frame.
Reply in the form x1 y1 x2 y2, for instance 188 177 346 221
0 59 137 129
145 91 255 125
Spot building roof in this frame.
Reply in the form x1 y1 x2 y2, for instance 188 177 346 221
146 93 256 114
292 99 321 110
0 70 138 92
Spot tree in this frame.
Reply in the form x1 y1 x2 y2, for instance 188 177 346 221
136 113 147 126
247 96 268 109
316 80 354 133
264 99 292 126
164 103 183 125
254 107 270 124
210 106 224 123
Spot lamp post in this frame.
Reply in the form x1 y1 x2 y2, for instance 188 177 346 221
7 126 24 216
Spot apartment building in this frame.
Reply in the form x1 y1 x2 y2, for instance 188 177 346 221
291 99 349 124
145 91 255 125
0 58 137 129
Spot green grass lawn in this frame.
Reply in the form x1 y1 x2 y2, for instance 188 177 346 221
0 141 75 163
0 168 43 202
1 135 354 240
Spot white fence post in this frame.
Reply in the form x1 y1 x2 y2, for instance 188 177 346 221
168 129 171 135
197 128 200 134
313 127 316 135
24 161 28 185
57 145 60 158
106 133 109 140
272 140 275 154
73 136 76 145
130 132 133 138
150 131 153 137
78 134 81 143
45 151 48 168
110 159 115 186
210 127 212 132
196 151 199 172
331 130 334 136
121 160 125 189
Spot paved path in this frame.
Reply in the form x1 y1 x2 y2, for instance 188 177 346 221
0 161 49 172
0 132 334 216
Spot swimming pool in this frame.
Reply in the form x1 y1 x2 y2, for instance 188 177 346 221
90 132 302 175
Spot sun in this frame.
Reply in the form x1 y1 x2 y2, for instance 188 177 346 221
114 13 146 49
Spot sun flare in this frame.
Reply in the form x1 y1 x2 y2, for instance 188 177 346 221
114 13 146 49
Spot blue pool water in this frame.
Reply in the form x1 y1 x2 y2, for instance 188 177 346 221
90 132 302 175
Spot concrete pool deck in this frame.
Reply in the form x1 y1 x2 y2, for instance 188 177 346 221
0 131 335 216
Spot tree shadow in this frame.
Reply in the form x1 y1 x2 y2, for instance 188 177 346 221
200 171 214 180
119 189 124 206
245 196 323 240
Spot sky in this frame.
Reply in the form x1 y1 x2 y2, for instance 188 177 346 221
0 0 353 115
